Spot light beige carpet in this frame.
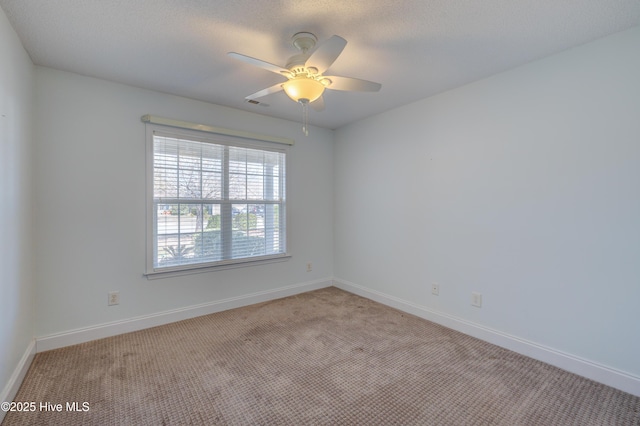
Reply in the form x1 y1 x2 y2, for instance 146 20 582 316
3 287 639 425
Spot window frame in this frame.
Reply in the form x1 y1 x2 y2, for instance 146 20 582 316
144 121 291 278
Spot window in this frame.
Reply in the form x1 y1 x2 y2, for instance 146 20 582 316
145 122 288 275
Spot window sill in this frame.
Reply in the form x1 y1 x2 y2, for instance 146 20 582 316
145 253 292 280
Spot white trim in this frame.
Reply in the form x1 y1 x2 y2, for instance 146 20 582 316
145 254 292 279
0 339 36 423
332 278 640 397
141 115 294 145
36 278 332 352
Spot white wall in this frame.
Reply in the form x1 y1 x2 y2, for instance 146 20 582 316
334 26 640 379
0 5 35 410
33 68 334 338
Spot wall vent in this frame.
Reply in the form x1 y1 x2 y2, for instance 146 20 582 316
245 99 269 107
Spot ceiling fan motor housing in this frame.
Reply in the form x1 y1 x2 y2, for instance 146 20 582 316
286 32 317 70
292 32 317 52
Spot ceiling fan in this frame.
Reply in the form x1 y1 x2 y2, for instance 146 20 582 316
228 32 382 135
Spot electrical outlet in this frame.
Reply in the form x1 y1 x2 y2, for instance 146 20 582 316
431 283 440 296
306 262 313 272
108 291 120 306
471 292 482 308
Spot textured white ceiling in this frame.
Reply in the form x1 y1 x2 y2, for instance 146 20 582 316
2 0 639 129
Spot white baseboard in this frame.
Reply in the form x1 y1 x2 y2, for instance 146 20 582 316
333 278 640 398
36 278 332 352
0 339 36 424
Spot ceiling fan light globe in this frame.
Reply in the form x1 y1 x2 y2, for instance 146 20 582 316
283 77 325 103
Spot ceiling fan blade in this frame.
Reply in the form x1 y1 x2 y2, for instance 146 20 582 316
305 35 347 74
228 52 291 76
310 96 325 111
324 76 382 92
246 83 284 100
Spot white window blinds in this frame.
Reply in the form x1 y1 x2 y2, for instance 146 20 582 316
147 126 287 275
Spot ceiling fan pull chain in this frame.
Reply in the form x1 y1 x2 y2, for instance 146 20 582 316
301 100 309 136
